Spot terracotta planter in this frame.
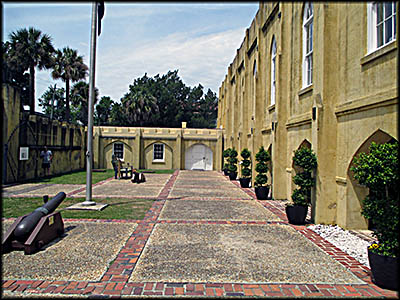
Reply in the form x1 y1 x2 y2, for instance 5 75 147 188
239 177 251 188
255 186 269 200
368 248 398 290
285 205 308 225
228 171 237 180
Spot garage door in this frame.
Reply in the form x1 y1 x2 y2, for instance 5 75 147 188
185 144 213 170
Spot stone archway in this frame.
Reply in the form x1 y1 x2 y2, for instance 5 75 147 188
346 129 397 229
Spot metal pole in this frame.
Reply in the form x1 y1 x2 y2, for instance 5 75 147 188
82 2 97 206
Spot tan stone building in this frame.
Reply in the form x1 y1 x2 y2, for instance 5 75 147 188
92 126 223 172
217 2 398 229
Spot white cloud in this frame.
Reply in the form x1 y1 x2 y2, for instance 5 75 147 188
96 27 246 101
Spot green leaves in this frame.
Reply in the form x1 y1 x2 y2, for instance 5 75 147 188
240 148 252 179
291 146 317 206
351 141 399 257
226 148 238 174
254 146 270 187
120 70 218 128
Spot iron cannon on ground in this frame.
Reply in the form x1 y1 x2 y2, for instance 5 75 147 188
2 192 66 255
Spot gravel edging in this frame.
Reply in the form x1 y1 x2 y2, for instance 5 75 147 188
307 224 373 268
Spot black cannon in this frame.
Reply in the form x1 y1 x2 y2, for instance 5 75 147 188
2 192 66 255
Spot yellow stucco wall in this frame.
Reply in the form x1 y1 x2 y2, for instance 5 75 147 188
93 126 224 172
217 2 398 229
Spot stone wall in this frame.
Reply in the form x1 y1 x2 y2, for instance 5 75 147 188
217 2 398 229
2 83 86 184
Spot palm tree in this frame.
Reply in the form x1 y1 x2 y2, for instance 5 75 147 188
51 47 88 122
122 90 159 126
70 81 99 125
7 27 55 114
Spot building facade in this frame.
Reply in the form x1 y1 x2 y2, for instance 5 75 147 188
92 126 223 172
217 2 398 229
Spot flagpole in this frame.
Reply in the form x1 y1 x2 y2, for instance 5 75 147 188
82 2 98 206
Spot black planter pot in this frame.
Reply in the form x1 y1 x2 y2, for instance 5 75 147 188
368 248 398 290
228 171 237 180
285 205 308 225
223 169 229 176
239 178 251 188
255 186 269 200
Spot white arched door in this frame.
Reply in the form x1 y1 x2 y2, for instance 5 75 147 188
185 144 213 170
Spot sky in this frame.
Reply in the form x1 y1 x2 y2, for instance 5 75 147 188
2 2 259 113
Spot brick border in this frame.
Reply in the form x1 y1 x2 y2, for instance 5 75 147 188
2 170 398 298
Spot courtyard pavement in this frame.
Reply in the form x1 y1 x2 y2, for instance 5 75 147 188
1 170 398 298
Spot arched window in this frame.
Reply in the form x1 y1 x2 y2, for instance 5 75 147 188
367 2 397 53
302 2 313 87
270 37 277 106
253 60 257 76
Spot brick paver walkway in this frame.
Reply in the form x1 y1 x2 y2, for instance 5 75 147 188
2 170 398 298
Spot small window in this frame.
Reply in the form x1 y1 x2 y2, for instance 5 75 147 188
113 143 124 159
153 143 165 161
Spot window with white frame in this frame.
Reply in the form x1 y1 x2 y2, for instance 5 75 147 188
368 2 397 53
270 37 277 106
113 143 124 159
153 143 164 161
302 2 313 88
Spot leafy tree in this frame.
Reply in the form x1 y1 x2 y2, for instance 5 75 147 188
190 88 218 128
119 70 218 128
291 147 317 206
121 89 159 126
240 148 252 178
51 47 88 122
69 81 99 125
95 96 115 125
254 146 271 187
351 141 398 257
38 85 66 121
7 27 55 113
109 102 129 126
2 41 30 107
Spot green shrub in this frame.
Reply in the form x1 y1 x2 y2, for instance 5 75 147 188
222 148 232 171
227 148 238 173
240 148 252 179
350 141 398 257
254 146 270 187
290 147 317 206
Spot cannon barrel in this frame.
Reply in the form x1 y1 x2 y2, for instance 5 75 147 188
13 192 66 242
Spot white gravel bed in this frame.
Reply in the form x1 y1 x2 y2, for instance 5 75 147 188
308 224 372 268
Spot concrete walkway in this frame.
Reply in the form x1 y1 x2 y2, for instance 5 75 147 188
1 170 397 298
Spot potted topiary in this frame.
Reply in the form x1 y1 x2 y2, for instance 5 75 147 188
254 146 271 199
285 147 317 225
222 148 231 176
227 148 238 180
239 148 252 188
350 141 398 291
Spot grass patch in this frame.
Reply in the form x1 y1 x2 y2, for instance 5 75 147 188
24 169 115 185
2 196 154 220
